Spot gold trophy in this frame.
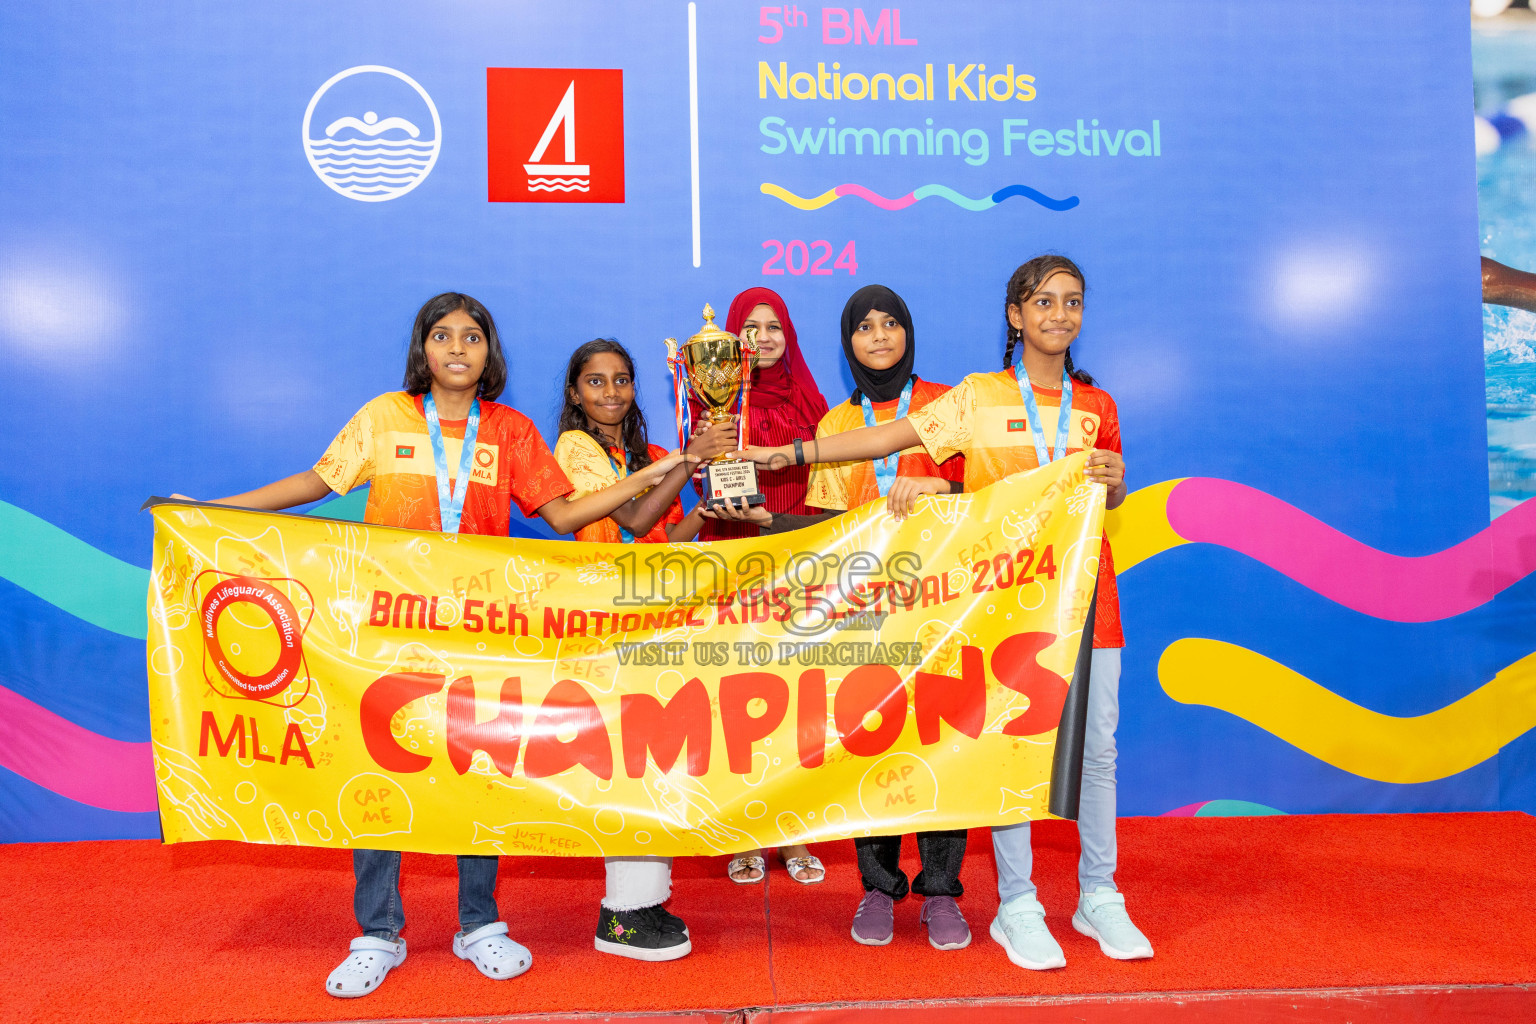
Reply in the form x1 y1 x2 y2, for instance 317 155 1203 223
666 304 764 509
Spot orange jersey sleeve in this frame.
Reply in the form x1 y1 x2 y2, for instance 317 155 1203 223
555 432 682 544
806 378 960 511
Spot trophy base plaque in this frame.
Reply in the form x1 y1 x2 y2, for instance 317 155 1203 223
701 459 766 509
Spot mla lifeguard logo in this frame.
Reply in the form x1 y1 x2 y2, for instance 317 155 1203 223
302 65 442 202
196 573 314 704
487 68 625 203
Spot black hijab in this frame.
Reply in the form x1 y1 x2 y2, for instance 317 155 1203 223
840 284 916 404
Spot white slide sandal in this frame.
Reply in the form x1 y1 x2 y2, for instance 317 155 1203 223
453 921 532 980
326 936 406 998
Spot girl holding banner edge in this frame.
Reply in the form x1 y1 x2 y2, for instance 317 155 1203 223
176 293 697 998
708 284 972 948
552 338 736 961
731 257 1153 971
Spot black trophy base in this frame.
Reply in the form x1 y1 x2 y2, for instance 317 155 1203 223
701 459 766 509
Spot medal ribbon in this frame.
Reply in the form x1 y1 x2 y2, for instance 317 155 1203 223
861 377 913 497
1014 364 1073 465
606 447 637 544
423 393 481 534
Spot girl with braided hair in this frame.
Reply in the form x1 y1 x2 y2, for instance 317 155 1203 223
734 255 1151 971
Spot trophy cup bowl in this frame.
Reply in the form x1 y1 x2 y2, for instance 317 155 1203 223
671 304 766 509
682 335 751 425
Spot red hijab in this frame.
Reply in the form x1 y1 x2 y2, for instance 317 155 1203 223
691 287 828 538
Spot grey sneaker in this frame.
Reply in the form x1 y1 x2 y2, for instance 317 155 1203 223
1072 886 1153 960
920 895 971 950
851 890 895 945
989 893 1065 970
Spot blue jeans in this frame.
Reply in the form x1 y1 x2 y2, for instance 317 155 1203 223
993 647 1120 902
354 849 500 939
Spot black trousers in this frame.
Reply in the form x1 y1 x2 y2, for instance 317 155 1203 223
854 830 966 899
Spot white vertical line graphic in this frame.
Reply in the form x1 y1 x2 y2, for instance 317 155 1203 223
688 2 701 268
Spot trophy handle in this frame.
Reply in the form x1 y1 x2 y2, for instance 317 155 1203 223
664 337 689 450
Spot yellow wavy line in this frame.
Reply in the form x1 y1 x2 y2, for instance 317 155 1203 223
1105 478 1187 572
1160 639 1536 783
759 183 840 210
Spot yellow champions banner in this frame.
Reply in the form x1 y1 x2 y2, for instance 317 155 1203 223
147 453 1104 857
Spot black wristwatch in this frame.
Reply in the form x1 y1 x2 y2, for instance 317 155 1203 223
793 439 805 466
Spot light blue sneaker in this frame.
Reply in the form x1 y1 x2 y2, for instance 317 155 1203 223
1072 887 1153 960
988 894 1065 970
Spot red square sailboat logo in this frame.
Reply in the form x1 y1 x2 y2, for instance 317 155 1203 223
487 68 625 203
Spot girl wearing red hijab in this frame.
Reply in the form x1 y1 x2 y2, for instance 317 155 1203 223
689 288 829 885
691 287 829 542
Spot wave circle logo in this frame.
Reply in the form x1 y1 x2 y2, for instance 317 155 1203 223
302 65 441 202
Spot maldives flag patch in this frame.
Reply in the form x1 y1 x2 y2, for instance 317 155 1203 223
1007 419 1027 432
396 445 414 458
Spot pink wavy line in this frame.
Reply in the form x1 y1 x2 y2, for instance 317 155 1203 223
1166 478 1536 622
0 684 156 812
834 183 917 210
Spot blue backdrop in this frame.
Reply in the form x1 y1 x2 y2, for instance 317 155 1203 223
3 0 1524 842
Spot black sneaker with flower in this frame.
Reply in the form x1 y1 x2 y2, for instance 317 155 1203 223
595 904 692 961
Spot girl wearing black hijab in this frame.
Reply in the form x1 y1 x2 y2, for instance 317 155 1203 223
712 284 963 533
801 284 964 516
707 285 968 949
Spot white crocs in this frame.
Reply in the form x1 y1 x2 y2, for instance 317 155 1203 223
453 921 532 980
326 936 406 998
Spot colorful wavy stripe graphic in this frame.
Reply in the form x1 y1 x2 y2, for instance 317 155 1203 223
1160 639 1536 784
5 480 1519 642
0 683 155 812
4 478 1535 811
0 500 150 639
760 182 1080 212
1162 799 1286 817
1104 478 1188 572
1107 478 1536 620
0 493 364 643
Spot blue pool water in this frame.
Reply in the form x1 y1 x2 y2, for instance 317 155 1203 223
1475 22 1536 518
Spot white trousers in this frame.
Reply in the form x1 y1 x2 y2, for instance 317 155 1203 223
602 855 672 911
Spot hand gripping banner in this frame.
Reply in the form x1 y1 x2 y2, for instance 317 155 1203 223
146 453 1105 857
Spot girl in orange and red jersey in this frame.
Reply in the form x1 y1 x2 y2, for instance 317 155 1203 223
811 285 971 950
180 294 695 999
554 339 732 546
734 256 1153 972
551 338 737 964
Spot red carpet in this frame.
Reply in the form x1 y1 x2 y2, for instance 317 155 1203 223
2 813 1534 1023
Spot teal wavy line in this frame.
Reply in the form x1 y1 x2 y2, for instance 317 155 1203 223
911 184 995 211
0 500 150 639
316 488 367 521
0 490 368 640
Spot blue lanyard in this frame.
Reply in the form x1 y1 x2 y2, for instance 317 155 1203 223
605 448 637 544
861 378 913 497
1014 364 1073 465
423 393 480 534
